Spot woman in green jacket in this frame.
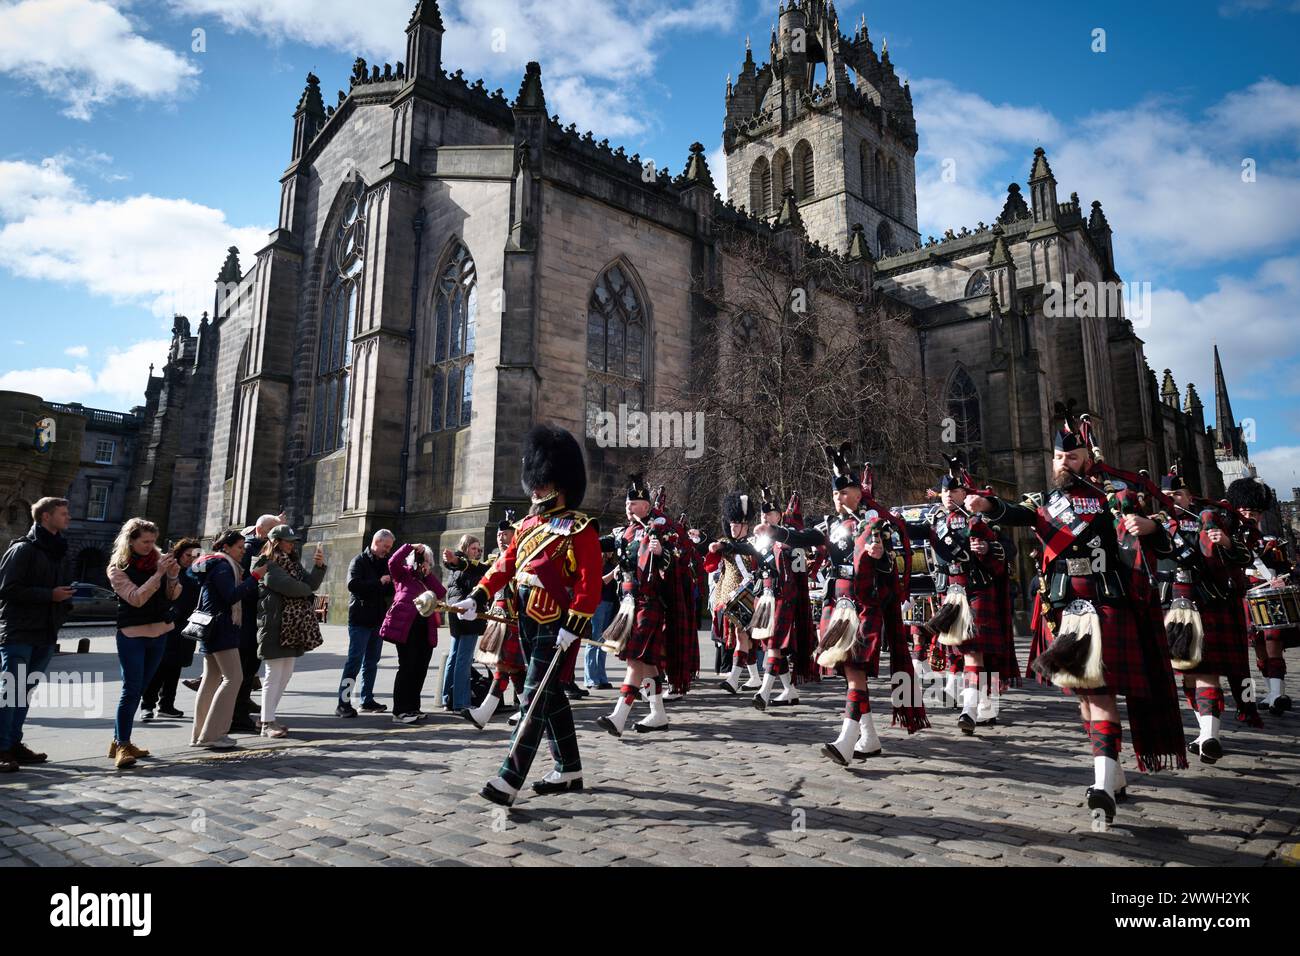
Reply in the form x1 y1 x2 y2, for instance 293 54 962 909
255 525 326 737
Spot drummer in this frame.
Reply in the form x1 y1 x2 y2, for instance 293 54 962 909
1156 468 1258 761
1228 477 1295 715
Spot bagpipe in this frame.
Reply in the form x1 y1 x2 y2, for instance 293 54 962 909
920 456 996 646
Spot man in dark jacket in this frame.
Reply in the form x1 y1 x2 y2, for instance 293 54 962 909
0 497 75 771
337 530 396 717
232 513 281 732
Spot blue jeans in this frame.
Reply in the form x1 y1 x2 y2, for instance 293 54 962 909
583 600 616 687
339 624 384 704
0 642 57 751
441 632 478 710
115 632 167 745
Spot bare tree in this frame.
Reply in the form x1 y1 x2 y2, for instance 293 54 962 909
651 217 942 531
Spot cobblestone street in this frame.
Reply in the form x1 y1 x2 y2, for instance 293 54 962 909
3 626 1298 867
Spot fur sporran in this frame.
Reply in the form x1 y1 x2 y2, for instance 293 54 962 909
749 589 776 641
1032 599 1105 689
1165 597 1204 671
474 618 506 665
815 598 859 668
601 595 636 656
929 584 974 647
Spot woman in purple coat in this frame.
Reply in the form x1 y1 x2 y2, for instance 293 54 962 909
379 543 446 723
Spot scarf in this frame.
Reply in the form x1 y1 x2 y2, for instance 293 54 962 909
129 550 159 574
196 552 245 627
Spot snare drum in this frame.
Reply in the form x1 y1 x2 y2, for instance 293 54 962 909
1246 585 1300 630
724 587 756 630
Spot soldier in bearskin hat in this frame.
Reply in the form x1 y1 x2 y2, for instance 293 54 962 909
454 424 603 806
813 443 928 765
966 405 1186 831
1155 467 1259 761
1228 476 1295 714
594 474 693 737
706 491 764 694
911 457 1020 733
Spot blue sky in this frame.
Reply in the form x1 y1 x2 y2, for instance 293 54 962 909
1 0 1299 490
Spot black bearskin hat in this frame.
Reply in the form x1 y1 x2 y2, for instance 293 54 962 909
520 424 587 508
497 509 517 532
1227 477 1270 512
722 491 754 526
625 473 651 501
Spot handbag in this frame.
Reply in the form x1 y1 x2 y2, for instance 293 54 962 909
180 610 214 642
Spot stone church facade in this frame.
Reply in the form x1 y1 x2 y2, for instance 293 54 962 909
127 0 1223 618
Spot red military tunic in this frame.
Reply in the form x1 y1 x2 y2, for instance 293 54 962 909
471 505 604 638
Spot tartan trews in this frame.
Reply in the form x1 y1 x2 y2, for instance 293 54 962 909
497 618 582 791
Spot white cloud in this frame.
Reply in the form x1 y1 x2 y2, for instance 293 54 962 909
0 156 82 219
0 156 269 319
1248 446 1300 499
64 344 89 357
0 0 200 119
167 0 739 138
0 339 168 408
709 143 727 200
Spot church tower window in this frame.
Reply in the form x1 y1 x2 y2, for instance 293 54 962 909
749 156 773 216
312 178 364 455
430 242 477 431
793 140 815 200
965 270 990 298
585 262 647 438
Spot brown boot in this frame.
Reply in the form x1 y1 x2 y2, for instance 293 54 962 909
113 747 137 769
108 739 118 758
120 742 150 759
11 743 47 764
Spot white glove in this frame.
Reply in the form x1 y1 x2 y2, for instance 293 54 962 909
556 628 579 651
451 597 478 621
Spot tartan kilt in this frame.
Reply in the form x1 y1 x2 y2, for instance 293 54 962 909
1169 585 1249 676
622 594 666 666
944 577 1009 658
762 587 799 653
713 604 755 653
818 578 884 676
1031 576 1149 699
497 625 526 675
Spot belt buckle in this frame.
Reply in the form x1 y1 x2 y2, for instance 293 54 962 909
837 564 854 576
1066 557 1091 576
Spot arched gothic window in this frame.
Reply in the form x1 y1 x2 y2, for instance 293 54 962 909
585 262 647 438
793 140 815 200
877 221 894 258
965 270 990 298
772 149 792 202
749 156 773 216
429 242 477 431
946 367 982 448
312 179 364 455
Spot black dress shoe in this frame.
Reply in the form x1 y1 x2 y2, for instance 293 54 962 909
181 678 201 692
532 777 583 795
595 683 614 691
720 679 738 695
1086 786 1117 824
229 718 259 734
820 743 849 767
460 708 485 730
1189 738 1223 764
335 703 358 718
360 699 388 713
852 748 882 761
976 716 998 727
595 716 622 738
1272 695 1292 713
563 683 589 700
479 782 515 807
157 706 184 719
957 713 976 735
752 695 767 712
